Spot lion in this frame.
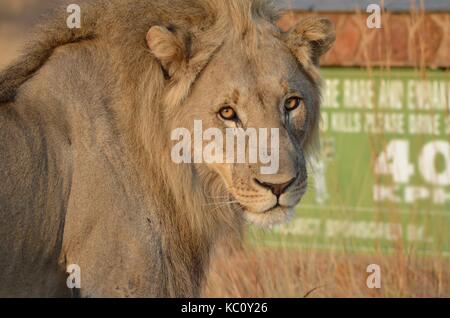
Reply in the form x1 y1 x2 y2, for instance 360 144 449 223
0 0 335 297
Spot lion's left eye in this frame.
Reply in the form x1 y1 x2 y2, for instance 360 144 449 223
219 106 238 121
284 97 304 112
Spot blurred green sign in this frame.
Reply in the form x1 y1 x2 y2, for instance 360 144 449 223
254 68 450 256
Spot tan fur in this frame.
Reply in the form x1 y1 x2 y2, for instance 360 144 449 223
0 0 334 297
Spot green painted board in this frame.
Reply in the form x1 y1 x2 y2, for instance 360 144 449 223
251 67 450 256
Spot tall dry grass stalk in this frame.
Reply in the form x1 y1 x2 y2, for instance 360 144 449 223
204 244 449 298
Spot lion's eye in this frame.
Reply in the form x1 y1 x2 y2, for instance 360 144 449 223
219 106 238 121
285 97 304 112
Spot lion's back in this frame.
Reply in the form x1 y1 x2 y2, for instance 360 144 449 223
0 104 72 296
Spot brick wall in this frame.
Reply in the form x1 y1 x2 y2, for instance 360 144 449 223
278 11 450 68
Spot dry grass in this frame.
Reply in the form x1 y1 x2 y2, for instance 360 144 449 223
204 244 450 298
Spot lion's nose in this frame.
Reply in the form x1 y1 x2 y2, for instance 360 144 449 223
255 177 297 197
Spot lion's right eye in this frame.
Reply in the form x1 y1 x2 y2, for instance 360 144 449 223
284 96 304 112
219 106 238 121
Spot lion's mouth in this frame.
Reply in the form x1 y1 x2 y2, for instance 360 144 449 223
238 191 304 215
232 188 306 226
235 193 302 212
241 204 295 227
259 202 287 213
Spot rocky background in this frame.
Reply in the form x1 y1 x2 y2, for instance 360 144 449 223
279 11 450 68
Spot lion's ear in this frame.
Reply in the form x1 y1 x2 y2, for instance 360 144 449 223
283 17 335 68
146 26 188 78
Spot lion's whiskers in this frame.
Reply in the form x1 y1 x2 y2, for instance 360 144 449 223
203 200 240 207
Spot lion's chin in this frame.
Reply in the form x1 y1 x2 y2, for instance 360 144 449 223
242 206 295 227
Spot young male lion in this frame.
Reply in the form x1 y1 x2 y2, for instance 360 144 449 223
0 0 335 297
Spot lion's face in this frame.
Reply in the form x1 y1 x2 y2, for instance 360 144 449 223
169 39 320 226
148 16 335 226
